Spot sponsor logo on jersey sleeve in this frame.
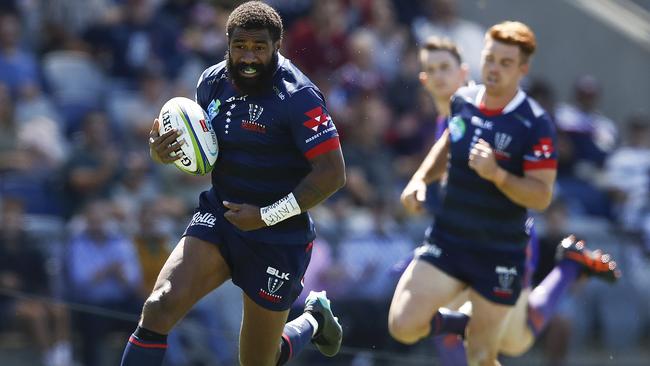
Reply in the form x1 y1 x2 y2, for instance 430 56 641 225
532 137 554 158
449 116 466 142
303 106 332 132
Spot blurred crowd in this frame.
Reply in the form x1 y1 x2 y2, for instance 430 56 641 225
0 0 649 365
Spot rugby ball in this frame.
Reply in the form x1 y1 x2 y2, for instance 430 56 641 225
158 97 218 175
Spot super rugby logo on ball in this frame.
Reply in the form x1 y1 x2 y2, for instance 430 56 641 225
158 97 219 175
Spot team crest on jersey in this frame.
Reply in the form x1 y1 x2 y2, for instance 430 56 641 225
449 116 466 142
248 104 264 122
207 99 221 121
494 132 512 160
241 104 266 134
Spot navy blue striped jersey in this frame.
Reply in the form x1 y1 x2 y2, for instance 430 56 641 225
195 54 340 245
432 85 557 249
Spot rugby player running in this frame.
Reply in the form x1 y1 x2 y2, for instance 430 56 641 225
389 22 619 366
120 2 344 365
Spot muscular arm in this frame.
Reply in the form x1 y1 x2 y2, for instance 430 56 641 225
469 138 556 211
493 168 556 211
223 146 345 230
411 129 450 184
400 130 450 214
293 146 346 210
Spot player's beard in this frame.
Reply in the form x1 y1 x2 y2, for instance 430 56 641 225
226 51 278 96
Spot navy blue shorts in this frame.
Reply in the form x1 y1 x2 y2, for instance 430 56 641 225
415 238 527 306
183 192 313 311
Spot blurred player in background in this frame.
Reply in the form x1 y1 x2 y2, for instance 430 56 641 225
120 2 345 366
389 21 620 366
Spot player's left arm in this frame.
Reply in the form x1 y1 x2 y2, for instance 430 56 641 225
493 167 556 211
469 112 558 211
223 148 345 231
292 146 346 210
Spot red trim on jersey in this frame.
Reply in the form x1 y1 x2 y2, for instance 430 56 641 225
282 333 293 359
523 159 557 170
479 101 503 117
305 137 340 159
128 336 168 349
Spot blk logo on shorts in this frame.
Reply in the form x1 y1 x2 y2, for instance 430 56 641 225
258 266 290 303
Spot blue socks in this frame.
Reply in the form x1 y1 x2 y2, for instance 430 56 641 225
120 326 168 366
277 313 318 365
433 334 468 366
527 259 581 336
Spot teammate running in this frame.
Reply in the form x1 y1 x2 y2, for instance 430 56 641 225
389 22 620 366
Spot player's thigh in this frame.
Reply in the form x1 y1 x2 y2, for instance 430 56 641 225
445 289 471 311
466 290 513 366
239 292 290 366
389 259 465 331
142 236 231 329
499 287 534 356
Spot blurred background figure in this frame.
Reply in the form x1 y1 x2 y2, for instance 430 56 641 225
65 199 142 366
0 198 73 366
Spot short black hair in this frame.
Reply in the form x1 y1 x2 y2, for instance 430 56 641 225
226 1 283 42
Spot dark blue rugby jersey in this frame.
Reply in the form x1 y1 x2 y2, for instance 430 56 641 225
195 54 340 245
432 85 557 249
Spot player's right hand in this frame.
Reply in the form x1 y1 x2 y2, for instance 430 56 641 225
149 118 182 164
400 179 427 214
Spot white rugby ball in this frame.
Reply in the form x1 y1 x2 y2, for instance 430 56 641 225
158 97 218 175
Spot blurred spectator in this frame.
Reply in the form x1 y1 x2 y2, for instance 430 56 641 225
284 0 348 78
0 83 66 216
337 199 412 300
331 29 385 104
42 29 106 137
131 200 173 298
62 110 122 217
603 114 650 235
40 0 121 35
0 11 40 98
176 1 228 66
411 0 484 80
111 151 161 233
0 198 73 366
66 199 142 366
554 75 617 218
83 0 184 83
108 66 170 150
555 75 618 178
358 0 410 82
341 94 396 206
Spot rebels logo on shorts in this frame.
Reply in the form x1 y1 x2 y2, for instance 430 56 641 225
258 266 291 303
493 265 518 299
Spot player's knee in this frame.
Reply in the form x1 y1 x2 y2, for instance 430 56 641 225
499 332 534 357
141 281 178 330
466 343 499 366
388 316 424 345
